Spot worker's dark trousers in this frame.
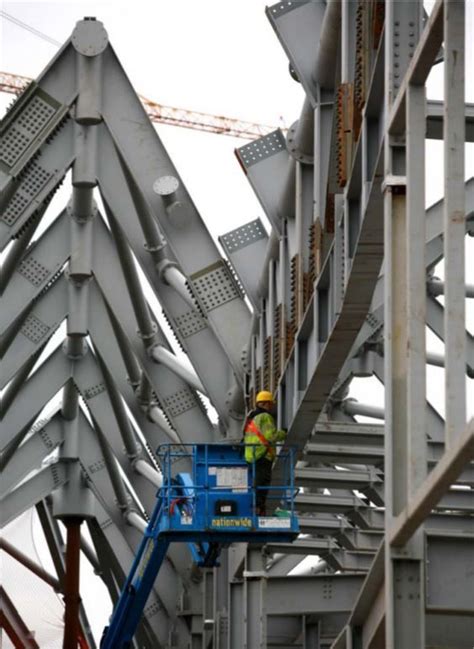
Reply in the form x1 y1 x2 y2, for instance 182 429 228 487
253 457 273 515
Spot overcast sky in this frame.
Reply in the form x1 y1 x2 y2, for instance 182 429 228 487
1 1 473 644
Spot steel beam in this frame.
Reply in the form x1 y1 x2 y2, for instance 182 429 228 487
265 574 364 616
0 537 61 592
1 463 67 527
0 412 62 495
391 417 474 546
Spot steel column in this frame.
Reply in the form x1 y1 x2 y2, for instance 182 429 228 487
443 0 466 447
243 547 267 649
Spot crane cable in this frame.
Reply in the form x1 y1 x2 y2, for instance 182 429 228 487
0 10 62 47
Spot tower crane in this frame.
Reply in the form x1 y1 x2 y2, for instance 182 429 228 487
0 71 283 139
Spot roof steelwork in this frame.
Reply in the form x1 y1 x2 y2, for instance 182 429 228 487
1 2 473 647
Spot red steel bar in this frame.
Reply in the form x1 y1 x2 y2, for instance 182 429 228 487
63 518 83 649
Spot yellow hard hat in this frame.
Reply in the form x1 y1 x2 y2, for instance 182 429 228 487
256 390 274 404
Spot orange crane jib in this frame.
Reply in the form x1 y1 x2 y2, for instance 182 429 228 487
0 71 282 140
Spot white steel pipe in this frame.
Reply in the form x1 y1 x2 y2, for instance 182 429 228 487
162 264 196 309
126 511 147 534
134 459 162 489
428 278 474 298
150 345 207 396
426 351 445 368
342 399 384 420
147 405 181 444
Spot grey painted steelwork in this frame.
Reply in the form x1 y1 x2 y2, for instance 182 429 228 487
1 3 473 647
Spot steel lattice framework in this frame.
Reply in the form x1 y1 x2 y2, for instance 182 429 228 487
1 2 473 648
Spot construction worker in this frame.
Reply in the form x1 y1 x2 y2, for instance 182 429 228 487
244 390 286 515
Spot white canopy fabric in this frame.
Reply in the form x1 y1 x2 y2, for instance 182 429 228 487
2 510 64 648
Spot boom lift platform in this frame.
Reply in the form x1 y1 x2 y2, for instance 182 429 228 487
101 443 299 647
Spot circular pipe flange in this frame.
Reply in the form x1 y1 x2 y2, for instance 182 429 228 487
153 175 180 198
286 121 314 165
72 18 108 57
289 63 300 83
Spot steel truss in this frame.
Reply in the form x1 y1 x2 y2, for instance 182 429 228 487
1 2 473 648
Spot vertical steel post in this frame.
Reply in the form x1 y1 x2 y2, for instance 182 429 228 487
244 547 267 649
384 1 424 647
55 22 106 648
303 617 320 649
228 580 244 649
444 0 466 447
202 569 214 649
406 83 428 485
213 551 229 649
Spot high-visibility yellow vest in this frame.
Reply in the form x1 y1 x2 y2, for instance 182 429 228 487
244 417 276 463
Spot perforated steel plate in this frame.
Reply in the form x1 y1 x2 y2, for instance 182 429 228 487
88 458 106 474
18 255 51 286
0 128 30 168
17 95 56 136
219 219 267 254
190 261 241 312
83 383 107 399
267 0 310 19
1 161 54 227
20 313 51 343
237 130 286 169
0 89 62 172
38 427 56 451
365 312 382 333
2 194 29 226
163 388 198 418
50 464 63 487
173 310 208 338
144 600 163 619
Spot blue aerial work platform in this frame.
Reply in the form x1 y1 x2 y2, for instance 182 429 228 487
101 443 299 647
